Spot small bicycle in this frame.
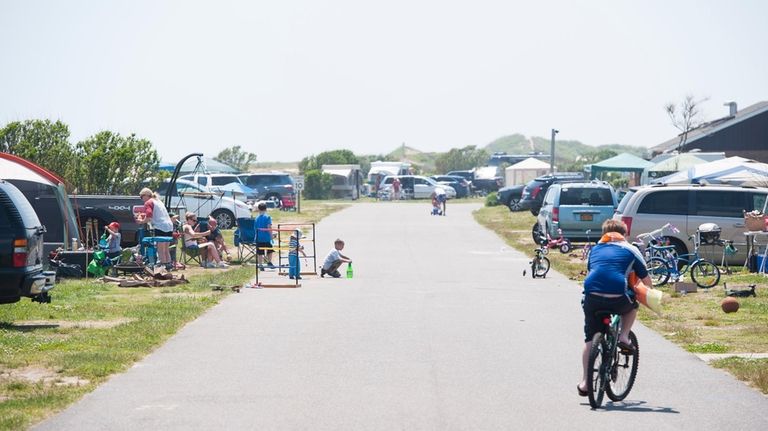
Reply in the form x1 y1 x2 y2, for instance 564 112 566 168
586 312 639 409
543 228 572 254
528 240 551 278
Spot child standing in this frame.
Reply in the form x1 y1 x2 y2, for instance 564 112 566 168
320 238 352 278
288 229 306 280
104 222 122 259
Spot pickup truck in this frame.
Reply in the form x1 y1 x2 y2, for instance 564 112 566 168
70 179 252 246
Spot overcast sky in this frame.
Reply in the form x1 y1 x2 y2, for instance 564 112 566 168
2 0 767 163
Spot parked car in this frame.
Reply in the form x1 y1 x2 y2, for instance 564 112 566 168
238 172 296 202
536 182 617 242
156 179 252 229
0 179 54 304
497 184 527 211
520 173 586 215
378 175 456 199
431 175 470 198
446 169 503 195
179 173 257 203
614 183 768 264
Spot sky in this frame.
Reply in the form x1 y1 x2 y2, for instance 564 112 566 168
2 0 767 163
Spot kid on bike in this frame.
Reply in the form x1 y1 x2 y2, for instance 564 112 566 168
577 219 653 397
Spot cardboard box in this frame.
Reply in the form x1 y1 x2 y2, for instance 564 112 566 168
673 282 697 293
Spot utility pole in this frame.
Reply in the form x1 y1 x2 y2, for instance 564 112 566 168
550 129 559 174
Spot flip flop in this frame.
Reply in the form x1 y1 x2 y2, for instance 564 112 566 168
577 384 588 397
618 341 636 354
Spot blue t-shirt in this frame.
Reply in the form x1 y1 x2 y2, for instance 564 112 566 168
255 213 272 243
584 241 648 295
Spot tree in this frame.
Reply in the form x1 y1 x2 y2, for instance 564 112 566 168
434 146 489 174
299 149 359 173
214 145 257 172
302 169 334 199
665 95 708 152
0 119 74 179
71 132 160 195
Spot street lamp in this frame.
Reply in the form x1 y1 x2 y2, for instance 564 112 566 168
550 129 559 174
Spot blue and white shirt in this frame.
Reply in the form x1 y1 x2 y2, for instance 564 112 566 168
584 241 648 296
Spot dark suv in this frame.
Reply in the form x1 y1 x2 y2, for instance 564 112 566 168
519 173 586 215
445 170 503 195
238 173 296 201
0 180 54 304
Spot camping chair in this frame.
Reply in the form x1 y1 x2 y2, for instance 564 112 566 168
181 239 205 267
234 217 259 264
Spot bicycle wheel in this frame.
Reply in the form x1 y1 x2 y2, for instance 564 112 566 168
690 260 720 288
533 256 550 278
647 257 671 286
586 332 606 409
606 331 639 401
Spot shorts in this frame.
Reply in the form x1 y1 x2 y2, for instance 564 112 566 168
154 229 174 237
582 293 638 342
257 241 273 256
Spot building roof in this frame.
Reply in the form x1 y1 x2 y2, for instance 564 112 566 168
590 153 653 179
507 157 550 170
651 101 768 154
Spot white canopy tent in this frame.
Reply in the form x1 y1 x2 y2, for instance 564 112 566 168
653 156 768 186
504 157 550 186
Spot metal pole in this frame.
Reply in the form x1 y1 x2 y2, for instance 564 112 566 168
550 129 559 174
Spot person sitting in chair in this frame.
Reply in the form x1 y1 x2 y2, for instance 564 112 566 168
182 212 228 269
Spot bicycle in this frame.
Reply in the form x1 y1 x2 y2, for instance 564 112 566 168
528 240 551 278
543 228 572 254
586 312 639 409
638 228 721 289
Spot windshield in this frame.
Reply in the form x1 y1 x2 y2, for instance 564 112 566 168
211 176 241 186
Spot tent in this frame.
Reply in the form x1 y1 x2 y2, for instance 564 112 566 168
654 156 768 186
504 157 550 186
159 157 240 174
0 153 81 254
642 153 726 184
589 153 654 181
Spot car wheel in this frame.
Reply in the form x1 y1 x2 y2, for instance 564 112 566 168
532 223 543 243
211 209 235 230
265 193 282 202
507 197 522 211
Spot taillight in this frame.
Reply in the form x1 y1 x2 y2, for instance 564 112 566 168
531 186 542 199
13 238 28 268
552 207 559 223
621 216 633 236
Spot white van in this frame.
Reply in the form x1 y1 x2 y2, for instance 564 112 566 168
157 179 252 229
614 184 768 264
377 175 457 199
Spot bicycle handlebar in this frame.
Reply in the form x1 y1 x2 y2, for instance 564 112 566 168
635 223 679 242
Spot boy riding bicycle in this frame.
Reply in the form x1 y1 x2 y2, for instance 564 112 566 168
577 219 653 397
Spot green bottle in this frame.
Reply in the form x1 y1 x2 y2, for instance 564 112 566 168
346 262 354 279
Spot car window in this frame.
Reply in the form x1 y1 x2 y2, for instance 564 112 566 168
637 190 688 215
749 192 767 212
415 178 429 185
178 182 203 194
211 176 240 186
197 176 208 186
542 188 556 206
0 199 11 228
559 187 612 206
694 190 747 218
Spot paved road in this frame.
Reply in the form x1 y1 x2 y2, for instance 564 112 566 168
36 203 768 430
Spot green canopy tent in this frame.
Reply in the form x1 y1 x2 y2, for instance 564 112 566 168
589 153 654 185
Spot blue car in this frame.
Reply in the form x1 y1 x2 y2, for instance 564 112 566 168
536 182 618 243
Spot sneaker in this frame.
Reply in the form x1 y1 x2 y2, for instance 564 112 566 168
331 271 341 278
266 262 276 269
218 262 229 268
258 265 265 271
320 268 327 278
205 262 217 269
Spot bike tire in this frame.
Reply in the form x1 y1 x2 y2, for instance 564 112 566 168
647 257 671 286
533 256 550 278
606 331 639 401
586 332 606 409
559 241 572 254
690 260 721 289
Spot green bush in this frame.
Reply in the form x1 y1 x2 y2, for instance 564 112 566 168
485 192 499 207
303 169 334 199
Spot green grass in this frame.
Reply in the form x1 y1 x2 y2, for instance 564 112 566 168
473 204 768 394
0 200 346 430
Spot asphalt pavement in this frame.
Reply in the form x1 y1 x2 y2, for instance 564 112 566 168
35 202 768 430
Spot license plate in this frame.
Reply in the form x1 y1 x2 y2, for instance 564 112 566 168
580 213 593 221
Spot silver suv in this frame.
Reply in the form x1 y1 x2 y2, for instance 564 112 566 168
614 184 768 264
238 173 296 202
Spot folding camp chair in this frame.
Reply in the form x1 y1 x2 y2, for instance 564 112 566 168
181 239 205 267
234 217 258 264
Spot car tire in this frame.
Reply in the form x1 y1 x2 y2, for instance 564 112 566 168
211 209 235 230
532 223 543 244
265 193 282 202
507 197 522 212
